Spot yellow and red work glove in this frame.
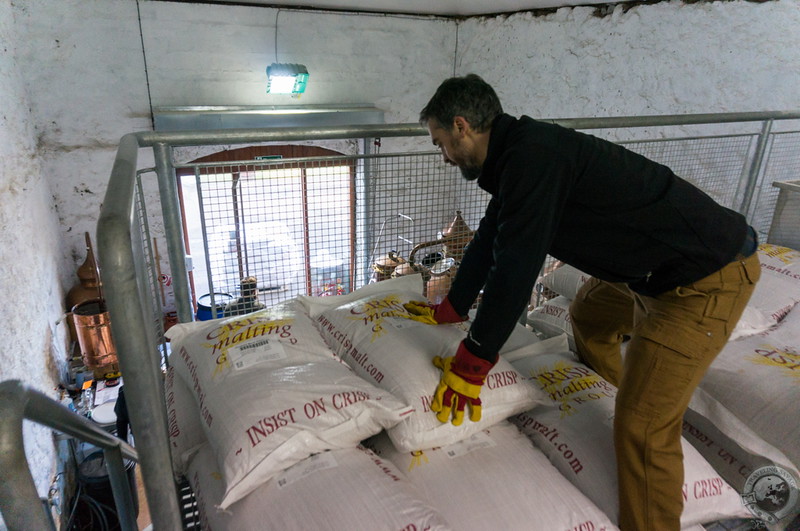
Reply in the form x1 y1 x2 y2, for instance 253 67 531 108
431 341 497 426
403 296 467 325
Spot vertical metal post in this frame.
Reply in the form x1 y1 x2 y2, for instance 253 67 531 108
99 135 185 531
153 142 194 322
738 119 774 218
103 446 138 531
360 139 374 288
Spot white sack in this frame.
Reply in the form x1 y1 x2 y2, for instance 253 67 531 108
187 443 452 530
540 263 591 300
732 244 800 339
164 365 205 477
694 304 800 470
506 338 751 527
166 299 412 508
298 275 545 452
365 420 619 531
527 295 576 350
532 245 800 342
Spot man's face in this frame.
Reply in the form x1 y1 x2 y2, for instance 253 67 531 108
427 120 482 181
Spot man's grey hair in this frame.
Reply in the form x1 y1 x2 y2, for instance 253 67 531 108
419 74 503 133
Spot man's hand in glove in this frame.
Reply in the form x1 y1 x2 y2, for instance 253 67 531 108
431 341 497 426
403 296 467 325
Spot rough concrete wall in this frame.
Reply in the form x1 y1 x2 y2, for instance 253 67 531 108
12 0 153 290
0 0 69 527
456 1 800 120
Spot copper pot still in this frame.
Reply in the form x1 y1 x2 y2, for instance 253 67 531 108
371 251 406 282
72 299 118 372
440 210 473 261
425 257 457 305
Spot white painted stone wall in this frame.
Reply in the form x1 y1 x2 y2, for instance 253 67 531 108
457 1 800 120
3 0 799 524
0 1 69 528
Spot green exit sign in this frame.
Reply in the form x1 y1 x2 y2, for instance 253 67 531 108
254 155 283 161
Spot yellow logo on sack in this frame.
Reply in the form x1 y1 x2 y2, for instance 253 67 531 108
347 294 408 342
203 313 294 376
529 360 616 418
759 243 800 265
408 450 429 471
748 344 800 380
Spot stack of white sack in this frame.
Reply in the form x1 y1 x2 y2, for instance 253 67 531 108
186 442 453 530
297 274 545 452
688 243 800 474
690 299 800 472
505 335 754 529
528 244 800 345
165 298 413 509
365 420 619 531
169 360 455 528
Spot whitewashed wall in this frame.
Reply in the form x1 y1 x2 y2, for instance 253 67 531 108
3 0 799 524
0 1 69 528
457 1 800 120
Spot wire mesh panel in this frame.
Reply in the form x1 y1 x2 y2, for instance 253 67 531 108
181 158 355 310
750 131 800 236
133 170 168 367
362 151 489 288
178 152 493 311
171 126 800 319
620 134 757 212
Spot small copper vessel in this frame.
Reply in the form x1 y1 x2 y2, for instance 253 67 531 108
72 299 118 372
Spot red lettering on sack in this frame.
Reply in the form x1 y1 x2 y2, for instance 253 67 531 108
513 413 584 474
753 347 800 370
332 390 370 409
537 366 591 387
566 522 596 531
693 477 723 499
167 408 180 438
542 305 566 318
178 346 213 427
761 263 800 281
486 370 518 389
420 395 433 413
303 398 327 419
245 407 298 447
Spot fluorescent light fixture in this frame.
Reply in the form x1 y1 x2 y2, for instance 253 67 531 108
266 63 309 95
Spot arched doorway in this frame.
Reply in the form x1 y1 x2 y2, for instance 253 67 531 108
176 145 356 309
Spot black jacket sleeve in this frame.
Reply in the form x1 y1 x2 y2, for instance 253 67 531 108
452 141 577 361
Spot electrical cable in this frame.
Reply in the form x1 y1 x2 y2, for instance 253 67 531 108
453 22 459 76
136 0 156 131
274 9 280 62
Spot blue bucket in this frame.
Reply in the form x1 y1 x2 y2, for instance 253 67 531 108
196 292 234 321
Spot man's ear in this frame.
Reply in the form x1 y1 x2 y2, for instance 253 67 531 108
452 116 471 136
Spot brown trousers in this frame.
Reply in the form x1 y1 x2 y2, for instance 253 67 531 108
570 253 760 530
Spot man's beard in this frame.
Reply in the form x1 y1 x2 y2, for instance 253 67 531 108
459 165 481 181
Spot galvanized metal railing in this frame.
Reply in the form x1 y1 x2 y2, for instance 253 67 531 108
0 380 138 531
4 111 800 530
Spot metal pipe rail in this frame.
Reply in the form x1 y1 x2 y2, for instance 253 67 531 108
0 380 138 531
92 110 800 530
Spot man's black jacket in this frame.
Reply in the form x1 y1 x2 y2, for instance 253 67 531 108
448 113 749 360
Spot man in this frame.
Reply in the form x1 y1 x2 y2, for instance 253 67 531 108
407 73 759 530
